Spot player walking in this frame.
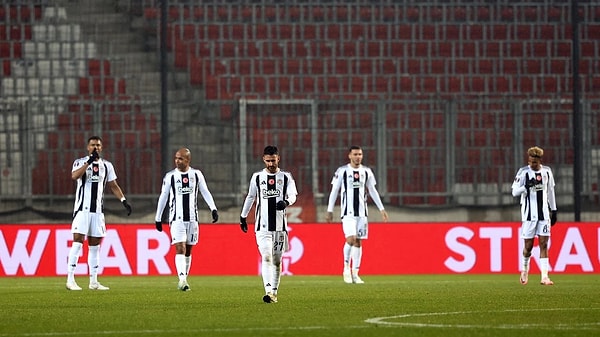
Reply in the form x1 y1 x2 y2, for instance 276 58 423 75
240 145 298 303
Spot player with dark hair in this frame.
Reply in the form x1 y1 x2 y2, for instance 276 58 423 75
512 146 557 285
66 136 132 291
240 145 298 303
325 145 388 284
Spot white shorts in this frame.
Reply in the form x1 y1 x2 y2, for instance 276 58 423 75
71 211 106 238
521 220 551 239
169 220 199 245
255 231 288 257
342 216 369 239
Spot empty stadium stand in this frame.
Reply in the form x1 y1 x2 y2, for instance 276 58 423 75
1 2 161 197
3 1 600 209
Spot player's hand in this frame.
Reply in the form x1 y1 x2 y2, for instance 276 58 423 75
551 210 557 226
87 149 99 164
525 177 537 188
240 217 248 233
211 209 218 223
276 200 289 210
155 221 163 232
122 199 132 216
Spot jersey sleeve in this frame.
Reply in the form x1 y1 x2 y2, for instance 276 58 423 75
155 172 171 222
104 160 117 182
511 167 527 197
365 168 385 211
72 158 85 173
326 167 343 212
546 167 557 211
240 172 258 218
196 169 217 211
284 171 298 206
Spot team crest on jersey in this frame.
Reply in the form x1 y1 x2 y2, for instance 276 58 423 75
277 179 284 185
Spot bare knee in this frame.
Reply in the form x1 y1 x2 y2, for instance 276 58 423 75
346 236 361 247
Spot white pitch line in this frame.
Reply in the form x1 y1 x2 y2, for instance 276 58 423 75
3 308 599 336
365 307 600 330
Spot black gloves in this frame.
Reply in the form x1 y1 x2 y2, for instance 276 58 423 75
155 221 163 232
211 209 218 223
87 149 99 164
525 177 537 188
122 199 132 216
240 217 248 233
551 210 557 226
276 200 289 210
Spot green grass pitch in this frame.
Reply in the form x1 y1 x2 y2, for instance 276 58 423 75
1 275 599 337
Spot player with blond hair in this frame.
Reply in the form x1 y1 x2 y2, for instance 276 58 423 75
511 146 557 285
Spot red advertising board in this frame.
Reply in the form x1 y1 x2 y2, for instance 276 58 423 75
0 222 598 276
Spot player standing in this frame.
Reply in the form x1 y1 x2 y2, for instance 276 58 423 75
66 136 132 291
511 146 557 285
325 145 388 284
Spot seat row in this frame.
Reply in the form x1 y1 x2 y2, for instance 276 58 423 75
1 77 127 96
0 4 43 23
143 3 596 24
173 38 581 61
183 55 585 84
2 58 111 77
0 40 97 58
200 74 585 100
0 23 82 42
165 22 581 45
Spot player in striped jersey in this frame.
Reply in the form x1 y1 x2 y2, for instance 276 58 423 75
66 136 132 291
511 146 557 286
326 146 388 284
240 145 298 303
155 148 218 291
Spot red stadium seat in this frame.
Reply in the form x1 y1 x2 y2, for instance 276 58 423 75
88 59 111 76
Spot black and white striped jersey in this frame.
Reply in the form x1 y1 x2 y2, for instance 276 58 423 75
327 164 385 218
71 157 116 215
155 168 217 223
511 165 557 222
241 168 298 232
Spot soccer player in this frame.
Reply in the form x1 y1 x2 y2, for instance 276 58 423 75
239 145 298 303
512 146 557 286
66 136 132 291
155 148 218 291
325 145 388 284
